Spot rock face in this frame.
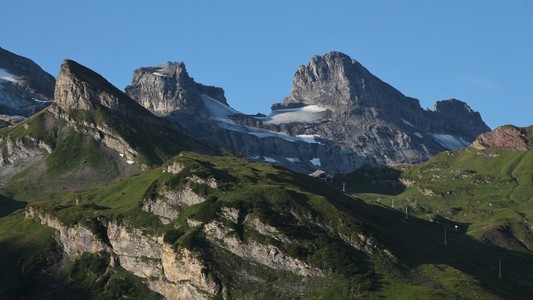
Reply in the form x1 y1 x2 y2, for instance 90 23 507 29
55 59 157 123
0 47 55 117
473 125 532 150
126 52 491 174
125 62 227 117
26 208 220 300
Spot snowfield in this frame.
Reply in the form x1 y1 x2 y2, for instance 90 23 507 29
0 68 18 83
201 95 326 152
431 134 469 150
201 94 239 120
258 105 329 124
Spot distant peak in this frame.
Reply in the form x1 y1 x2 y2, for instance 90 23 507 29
434 99 474 114
283 51 401 111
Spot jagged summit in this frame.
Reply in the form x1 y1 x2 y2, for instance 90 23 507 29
280 51 408 113
0 47 55 117
54 59 153 120
125 61 227 117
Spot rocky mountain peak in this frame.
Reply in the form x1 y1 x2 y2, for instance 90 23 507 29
54 59 152 120
0 47 55 117
434 99 474 114
281 51 406 114
125 62 227 117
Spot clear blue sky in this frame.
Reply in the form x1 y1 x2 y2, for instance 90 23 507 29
2 0 532 129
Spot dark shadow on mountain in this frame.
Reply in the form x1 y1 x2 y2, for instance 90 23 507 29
267 171 533 299
334 165 406 195
0 194 26 218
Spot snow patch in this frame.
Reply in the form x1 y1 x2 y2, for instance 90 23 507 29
32 98 52 103
152 72 169 77
0 68 17 83
286 157 300 163
259 105 329 124
201 94 238 120
310 157 321 167
414 132 423 138
126 160 134 165
119 153 124 158
431 134 470 150
401 118 415 128
296 134 324 144
263 157 278 163
218 122 325 145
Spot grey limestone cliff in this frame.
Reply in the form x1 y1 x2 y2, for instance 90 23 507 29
125 62 227 117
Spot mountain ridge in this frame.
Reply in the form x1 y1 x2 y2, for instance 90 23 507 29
126 51 490 173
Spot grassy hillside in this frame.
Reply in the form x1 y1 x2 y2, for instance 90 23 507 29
6 151 527 298
0 105 220 197
335 127 533 298
1 121 532 298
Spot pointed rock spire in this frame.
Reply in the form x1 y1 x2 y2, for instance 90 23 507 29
54 59 152 120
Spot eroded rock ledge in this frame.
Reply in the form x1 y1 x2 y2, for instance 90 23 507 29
25 207 221 300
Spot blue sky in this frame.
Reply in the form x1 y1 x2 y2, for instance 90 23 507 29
2 0 532 129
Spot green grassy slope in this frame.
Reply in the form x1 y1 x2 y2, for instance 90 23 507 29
2 119 532 298
335 127 533 298
17 152 530 299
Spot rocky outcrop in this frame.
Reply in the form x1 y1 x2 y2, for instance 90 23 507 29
0 47 55 116
26 208 110 257
473 125 531 150
126 52 490 174
204 220 324 277
0 136 52 167
142 170 214 224
125 62 227 117
26 208 221 300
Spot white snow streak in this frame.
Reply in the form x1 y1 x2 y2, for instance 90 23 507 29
126 160 135 165
152 72 169 77
414 132 423 138
286 157 300 163
401 118 415 128
431 134 469 150
32 98 52 103
263 157 278 163
0 68 17 83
